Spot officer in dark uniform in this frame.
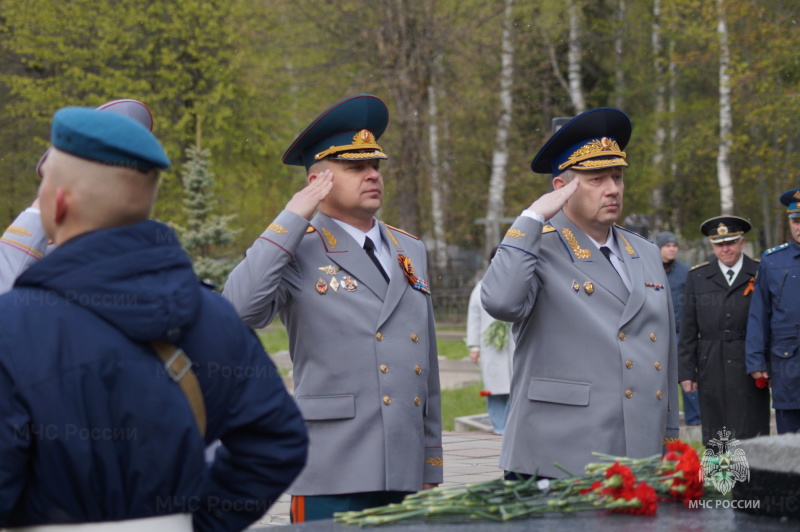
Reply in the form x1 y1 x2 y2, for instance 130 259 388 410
678 216 770 445
746 188 800 434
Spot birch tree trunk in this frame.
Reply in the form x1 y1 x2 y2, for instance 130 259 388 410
427 81 448 270
484 0 514 263
568 0 586 114
716 0 734 215
614 0 626 110
668 38 680 229
650 0 665 232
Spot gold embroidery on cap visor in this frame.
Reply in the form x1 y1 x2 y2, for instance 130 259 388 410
557 137 628 172
708 223 743 242
314 129 389 161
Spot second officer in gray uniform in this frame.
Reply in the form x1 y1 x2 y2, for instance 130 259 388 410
482 108 679 480
223 94 442 521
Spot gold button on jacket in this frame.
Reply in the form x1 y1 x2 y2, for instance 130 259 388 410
414 397 421 406
375 332 383 341
411 333 419 343
618 332 626 341
625 360 633 369
415 365 422 375
625 389 633 398
379 364 389 374
383 396 392 405
654 361 662 370
656 390 663 400
649 333 657 342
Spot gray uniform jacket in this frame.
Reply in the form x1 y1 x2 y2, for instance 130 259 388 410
223 210 443 495
0 210 50 294
481 211 679 478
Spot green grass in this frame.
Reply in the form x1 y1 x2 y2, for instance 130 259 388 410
437 337 469 360
440 382 486 431
257 327 289 354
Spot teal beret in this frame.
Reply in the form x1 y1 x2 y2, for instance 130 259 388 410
50 107 170 172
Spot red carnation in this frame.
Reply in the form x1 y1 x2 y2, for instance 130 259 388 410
662 441 703 505
755 377 769 389
623 482 658 515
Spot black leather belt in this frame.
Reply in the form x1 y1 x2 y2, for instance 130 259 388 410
698 330 746 341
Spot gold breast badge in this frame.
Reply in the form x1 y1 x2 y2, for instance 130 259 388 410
318 265 341 275
343 276 358 292
315 277 328 295
584 281 594 294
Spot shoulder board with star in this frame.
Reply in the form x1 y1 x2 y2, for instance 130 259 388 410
542 225 556 234
689 261 709 271
385 224 420 240
763 242 789 256
305 226 316 234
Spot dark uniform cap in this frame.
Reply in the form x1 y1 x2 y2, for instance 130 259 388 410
700 215 751 243
780 188 800 219
37 99 154 178
50 107 170 172
531 107 632 176
282 94 389 170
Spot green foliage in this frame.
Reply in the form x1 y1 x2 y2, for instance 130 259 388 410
1 0 799 256
257 326 290 356
441 382 485 431
483 320 510 350
170 145 239 289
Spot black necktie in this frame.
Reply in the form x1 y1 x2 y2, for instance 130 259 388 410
364 237 390 283
600 246 621 278
727 269 735 283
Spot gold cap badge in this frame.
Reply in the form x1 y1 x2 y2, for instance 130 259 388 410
314 129 388 162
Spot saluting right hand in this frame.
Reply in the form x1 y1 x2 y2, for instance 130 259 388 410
286 169 334 220
526 176 579 221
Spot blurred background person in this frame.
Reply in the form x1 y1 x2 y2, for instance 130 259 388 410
656 231 700 428
467 247 513 434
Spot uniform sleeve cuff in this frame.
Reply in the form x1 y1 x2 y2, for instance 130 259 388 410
521 209 545 223
423 447 444 484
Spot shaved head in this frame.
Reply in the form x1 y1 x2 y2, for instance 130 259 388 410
39 148 159 244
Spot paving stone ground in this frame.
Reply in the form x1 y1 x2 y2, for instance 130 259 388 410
248 431 503 528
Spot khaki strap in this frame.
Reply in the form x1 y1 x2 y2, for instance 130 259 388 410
151 340 207 437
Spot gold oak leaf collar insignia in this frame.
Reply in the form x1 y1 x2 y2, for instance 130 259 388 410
562 228 592 259
321 227 337 249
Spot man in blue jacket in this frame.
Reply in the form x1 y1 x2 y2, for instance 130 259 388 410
0 107 308 531
746 188 800 434
655 231 700 427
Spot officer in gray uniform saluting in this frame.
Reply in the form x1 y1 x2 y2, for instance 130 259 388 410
224 94 443 522
481 108 679 481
